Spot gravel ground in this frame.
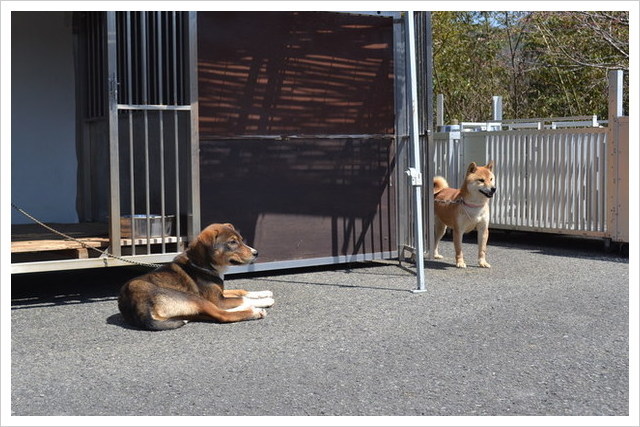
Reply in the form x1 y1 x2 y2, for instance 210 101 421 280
9 232 631 420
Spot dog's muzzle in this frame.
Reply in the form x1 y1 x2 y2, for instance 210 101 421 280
481 187 497 198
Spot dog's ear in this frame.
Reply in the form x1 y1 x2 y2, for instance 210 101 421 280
466 162 477 175
186 225 218 264
222 223 236 231
486 160 494 171
194 224 222 249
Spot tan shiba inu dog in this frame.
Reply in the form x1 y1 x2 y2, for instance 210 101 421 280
433 161 496 268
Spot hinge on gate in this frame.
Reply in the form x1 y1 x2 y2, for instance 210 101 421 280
405 168 423 186
109 75 118 100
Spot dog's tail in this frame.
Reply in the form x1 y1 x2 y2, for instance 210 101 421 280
433 176 449 194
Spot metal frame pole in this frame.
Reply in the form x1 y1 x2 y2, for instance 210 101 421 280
187 11 201 240
406 11 426 292
106 12 121 257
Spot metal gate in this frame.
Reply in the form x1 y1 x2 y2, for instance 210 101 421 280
105 12 200 262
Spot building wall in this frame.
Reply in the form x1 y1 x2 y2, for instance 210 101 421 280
11 11 78 224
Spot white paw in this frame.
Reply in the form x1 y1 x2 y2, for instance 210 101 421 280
456 261 467 268
478 260 491 268
250 297 274 308
246 290 273 299
434 254 443 260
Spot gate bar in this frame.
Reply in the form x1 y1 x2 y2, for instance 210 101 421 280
106 12 121 257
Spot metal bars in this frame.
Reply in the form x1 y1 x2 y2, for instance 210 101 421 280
82 12 107 120
107 12 198 260
433 131 463 189
116 12 187 106
485 129 608 235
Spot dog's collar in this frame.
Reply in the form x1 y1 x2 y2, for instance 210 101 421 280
184 261 224 285
435 198 484 208
462 200 484 209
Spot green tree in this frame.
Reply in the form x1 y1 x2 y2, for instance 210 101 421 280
432 11 506 123
525 11 629 117
431 11 629 122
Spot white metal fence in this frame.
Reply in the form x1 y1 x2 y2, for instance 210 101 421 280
431 70 629 244
433 123 612 238
487 128 608 235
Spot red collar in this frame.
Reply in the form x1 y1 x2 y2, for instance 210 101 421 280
462 200 484 209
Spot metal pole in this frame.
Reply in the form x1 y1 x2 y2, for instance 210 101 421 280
106 12 121 257
187 11 201 239
422 12 436 262
608 70 623 120
172 12 181 247
492 96 503 121
436 94 444 128
607 69 623 242
126 12 136 255
406 11 426 293
157 12 167 252
141 12 151 253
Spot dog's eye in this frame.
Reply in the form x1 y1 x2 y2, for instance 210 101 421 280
478 179 485 183
227 239 238 246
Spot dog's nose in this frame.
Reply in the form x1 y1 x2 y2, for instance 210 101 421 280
251 248 259 257
490 187 497 195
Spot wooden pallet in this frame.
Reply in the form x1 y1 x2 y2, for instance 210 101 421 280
11 223 110 260
11 222 183 262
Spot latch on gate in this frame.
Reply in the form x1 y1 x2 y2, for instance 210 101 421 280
405 168 423 186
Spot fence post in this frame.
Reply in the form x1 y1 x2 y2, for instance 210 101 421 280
436 94 444 128
606 70 628 243
492 96 503 121
609 70 623 119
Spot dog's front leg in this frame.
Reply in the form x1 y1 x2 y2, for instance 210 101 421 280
197 299 266 322
223 289 274 308
224 289 273 299
477 223 491 268
453 228 466 268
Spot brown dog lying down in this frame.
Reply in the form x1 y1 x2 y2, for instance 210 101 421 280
118 223 274 331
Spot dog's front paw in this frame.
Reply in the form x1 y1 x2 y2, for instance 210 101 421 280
251 297 274 308
478 260 491 268
246 290 273 299
456 261 467 268
434 254 444 260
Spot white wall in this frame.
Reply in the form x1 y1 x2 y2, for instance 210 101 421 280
11 11 78 224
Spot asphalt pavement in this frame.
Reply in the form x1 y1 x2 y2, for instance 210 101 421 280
9 231 631 419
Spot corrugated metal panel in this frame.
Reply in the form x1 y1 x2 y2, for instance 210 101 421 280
479 128 608 236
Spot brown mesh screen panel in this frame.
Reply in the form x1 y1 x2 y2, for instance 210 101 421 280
198 12 396 263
